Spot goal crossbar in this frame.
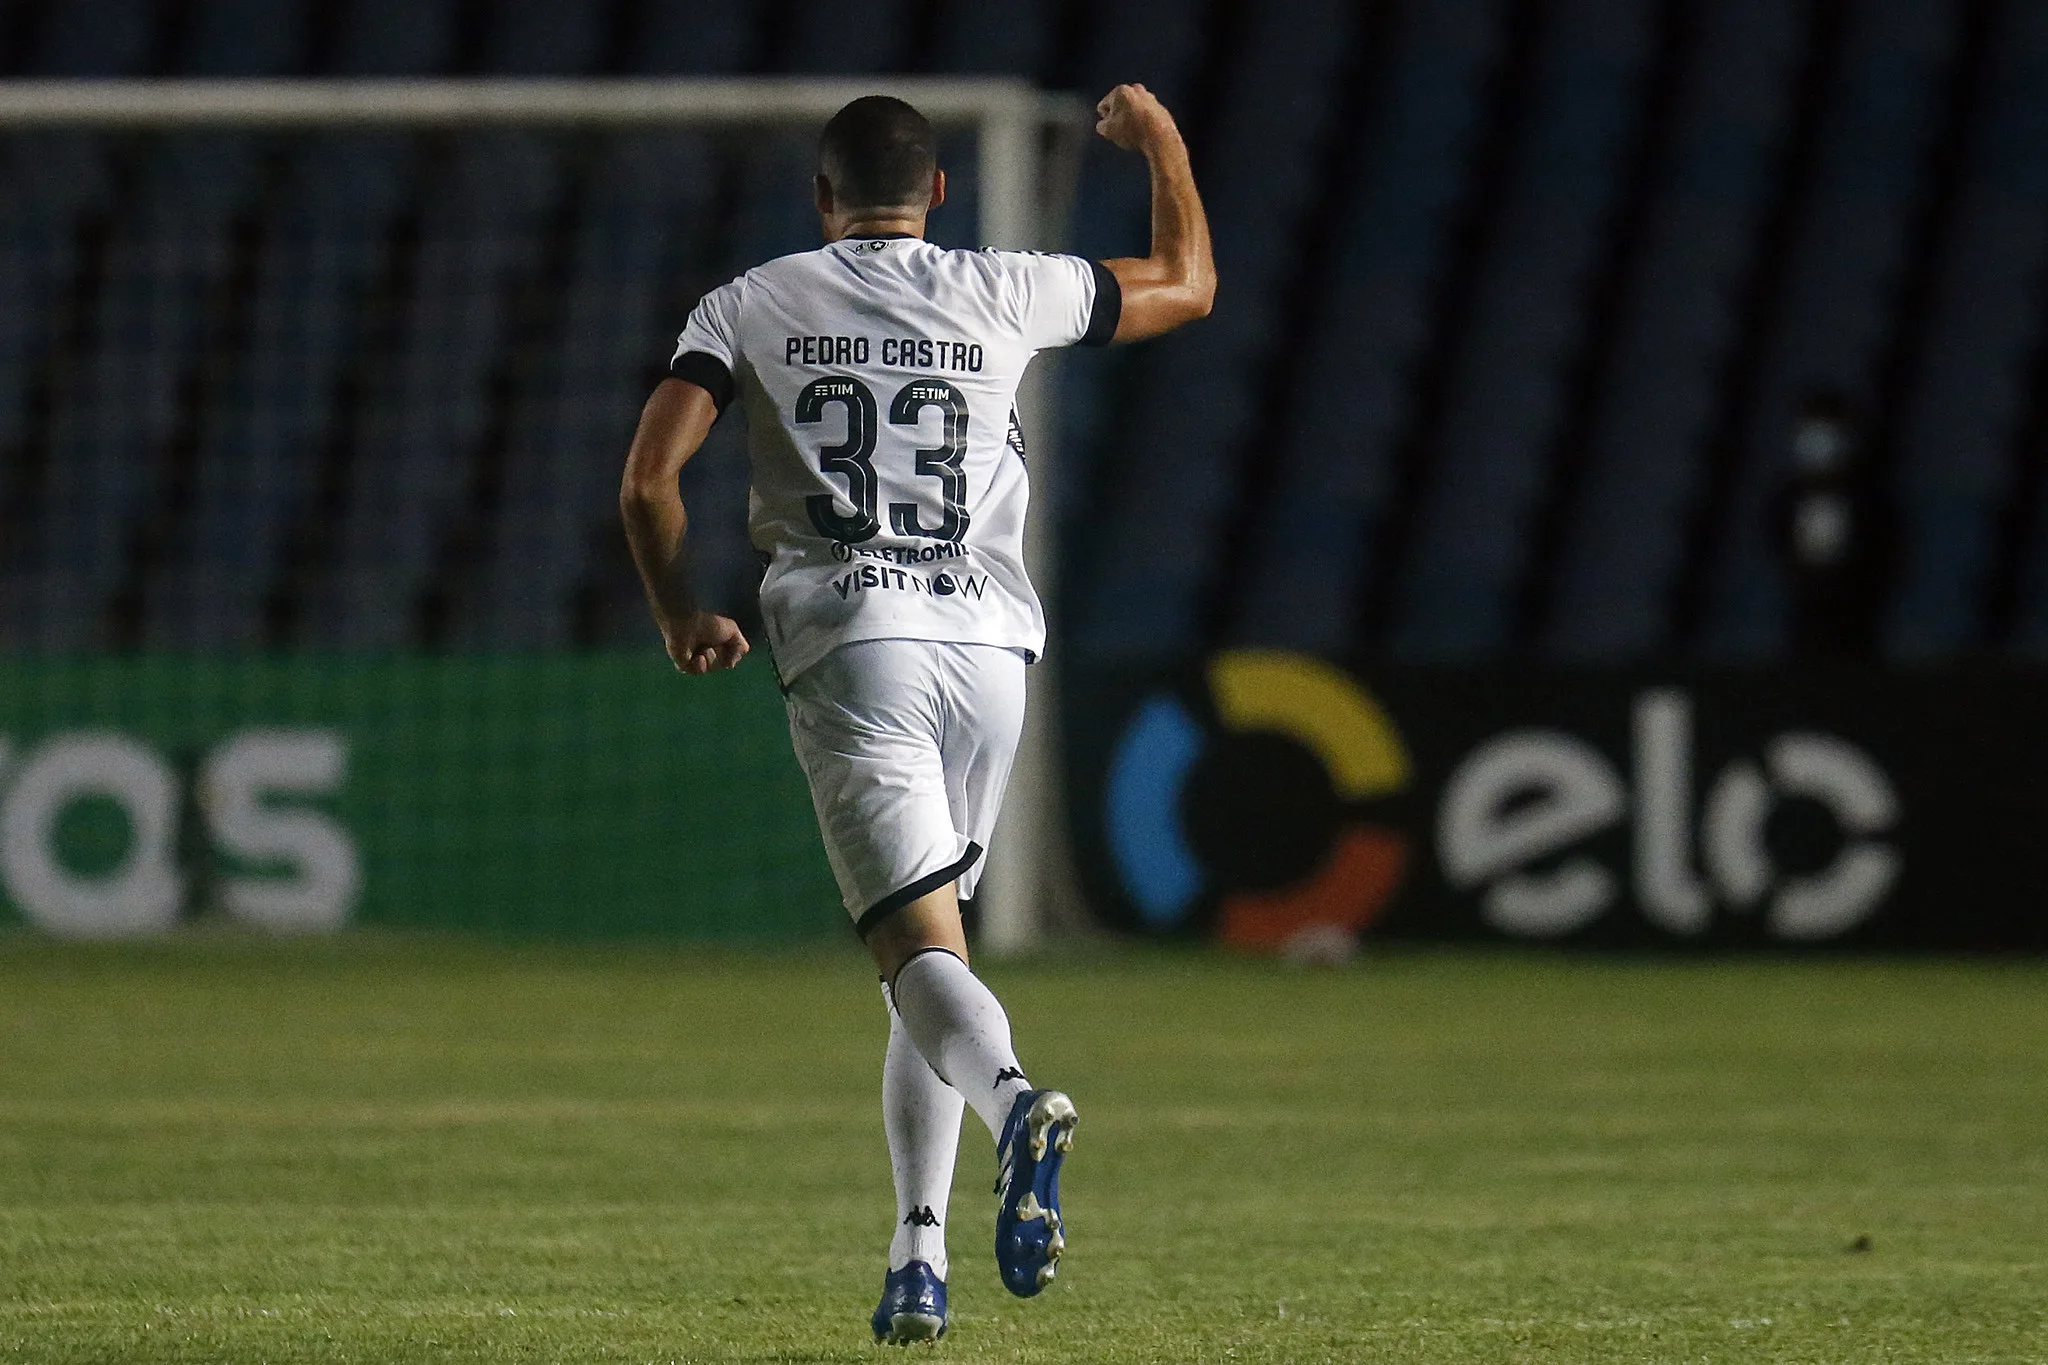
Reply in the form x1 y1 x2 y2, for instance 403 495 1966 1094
0 76 1086 131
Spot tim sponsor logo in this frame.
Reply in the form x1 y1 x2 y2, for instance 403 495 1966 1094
832 563 988 601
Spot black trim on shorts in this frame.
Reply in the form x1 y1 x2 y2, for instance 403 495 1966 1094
669 350 735 410
1082 259 1122 347
855 842 985 940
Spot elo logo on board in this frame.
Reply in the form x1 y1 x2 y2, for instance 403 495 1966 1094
1102 656 1902 946
1441 689 1900 941
1104 651 1410 955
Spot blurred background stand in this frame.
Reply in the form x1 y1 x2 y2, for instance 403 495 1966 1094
1771 389 1898 660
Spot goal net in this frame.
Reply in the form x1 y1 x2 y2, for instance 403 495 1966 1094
0 77 1086 947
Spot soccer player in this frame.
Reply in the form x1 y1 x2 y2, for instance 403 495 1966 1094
620 84 1213 1343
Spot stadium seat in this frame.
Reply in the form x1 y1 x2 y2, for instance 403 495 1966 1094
724 0 915 299
624 0 754 74
1886 0 2048 656
1389 0 1656 659
1223 0 1499 658
26 0 156 75
15 136 260 650
779 0 912 74
482 0 609 76
178 0 311 75
1074 0 1362 660
1698 0 1957 658
158 134 416 648
0 135 115 648
456 134 720 648
0 134 112 456
1064 0 1208 265
1542 0 1803 658
326 0 460 76
1050 0 1208 543
7 0 2047 665
305 134 562 648
929 1 1054 78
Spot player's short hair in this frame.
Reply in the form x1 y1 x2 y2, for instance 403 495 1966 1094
819 96 937 211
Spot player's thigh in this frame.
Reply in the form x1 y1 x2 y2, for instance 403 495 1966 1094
937 644 1029 856
784 641 968 921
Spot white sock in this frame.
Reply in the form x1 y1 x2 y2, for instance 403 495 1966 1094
889 949 1034 1142
881 984 962 1278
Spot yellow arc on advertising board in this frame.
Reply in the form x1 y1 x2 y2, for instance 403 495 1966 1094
1207 651 1409 798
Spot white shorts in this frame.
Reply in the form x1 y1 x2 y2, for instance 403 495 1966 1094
784 639 1028 935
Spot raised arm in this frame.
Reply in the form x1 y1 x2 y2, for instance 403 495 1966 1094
620 377 750 674
1095 83 1217 343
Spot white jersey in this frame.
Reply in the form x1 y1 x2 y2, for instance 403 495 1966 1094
670 235 1119 684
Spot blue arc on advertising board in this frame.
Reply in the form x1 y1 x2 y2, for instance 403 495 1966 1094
1102 651 1411 950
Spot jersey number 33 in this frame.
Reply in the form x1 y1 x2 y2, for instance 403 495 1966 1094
797 375 971 546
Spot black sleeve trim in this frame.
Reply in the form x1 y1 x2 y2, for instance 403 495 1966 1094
854 842 985 939
1081 259 1122 347
669 350 735 410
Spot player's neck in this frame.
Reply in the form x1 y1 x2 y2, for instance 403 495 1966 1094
828 213 927 242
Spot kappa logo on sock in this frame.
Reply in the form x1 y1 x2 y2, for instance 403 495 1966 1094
994 1067 1026 1086
902 1205 941 1228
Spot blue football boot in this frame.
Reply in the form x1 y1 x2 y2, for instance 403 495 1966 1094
993 1089 1078 1297
871 1260 948 1344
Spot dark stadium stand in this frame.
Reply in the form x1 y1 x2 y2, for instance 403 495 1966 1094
164 135 416 649
622 0 754 76
453 134 719 650
479 0 609 75
1692 0 1959 658
325 0 458 76
305 134 561 649
1051 0 1206 567
1226 0 1499 659
1892 0 2048 654
1388 0 1654 659
1076 0 1363 659
22 0 157 76
178 0 310 76
14 134 260 650
930 0 1056 77
1 0 2046 662
1543 0 1802 659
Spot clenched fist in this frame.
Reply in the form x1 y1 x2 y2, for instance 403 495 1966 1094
661 609 750 675
1095 83 1180 153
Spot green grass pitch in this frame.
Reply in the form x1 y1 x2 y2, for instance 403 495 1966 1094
0 936 2042 1363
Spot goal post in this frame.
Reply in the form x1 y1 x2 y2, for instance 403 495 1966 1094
0 77 1092 952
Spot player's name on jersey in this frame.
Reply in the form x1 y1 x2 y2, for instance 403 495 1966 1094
784 335 985 373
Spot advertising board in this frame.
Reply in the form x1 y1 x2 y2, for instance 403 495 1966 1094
1072 653 2048 951
0 656 835 940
